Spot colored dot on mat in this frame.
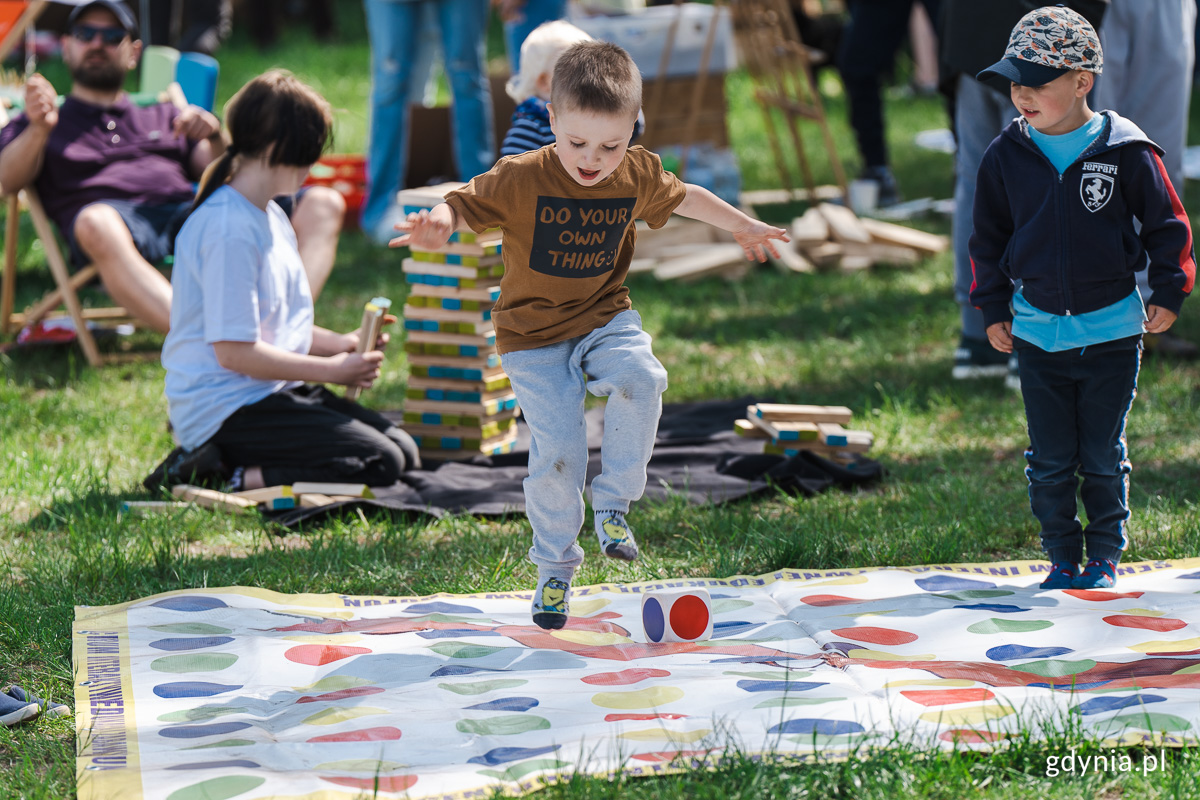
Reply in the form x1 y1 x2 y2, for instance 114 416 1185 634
151 653 239 674
438 679 528 695
403 602 482 614
159 721 253 739
938 729 1008 744
302 707 387 726
643 598 665 643
313 759 407 773
619 727 712 743
320 776 418 793
603 713 689 722
158 707 247 723
986 644 1074 661
1108 712 1192 733
151 596 228 613
306 727 402 743
153 682 244 699
755 697 842 709
284 644 371 666
429 642 504 659
456 715 551 736
915 576 997 591
591 686 685 710
1103 615 1186 632
150 624 232 635
967 618 1053 634
954 603 1027 613
1073 695 1167 716
165 776 265 800
296 686 385 704
180 739 255 751
918 704 1015 725
630 749 713 763
467 745 563 767
900 688 995 706
670 595 710 640
736 680 827 693
582 669 671 686
1064 589 1145 601
1127 637 1200 654
150 637 235 652
800 595 860 606
767 718 864 736
1010 659 1098 678
550 630 632 646
166 760 261 771
466 697 539 712
830 626 918 645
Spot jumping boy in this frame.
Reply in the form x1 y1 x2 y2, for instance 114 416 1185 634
393 41 789 628
970 6 1195 589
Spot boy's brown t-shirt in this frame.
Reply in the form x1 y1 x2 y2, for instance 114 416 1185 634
444 145 687 354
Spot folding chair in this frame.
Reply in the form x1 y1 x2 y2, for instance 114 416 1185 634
0 86 188 366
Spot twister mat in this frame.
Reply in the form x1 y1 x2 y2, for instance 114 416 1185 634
75 559 1200 800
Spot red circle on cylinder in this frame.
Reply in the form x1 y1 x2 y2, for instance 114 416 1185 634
669 595 710 640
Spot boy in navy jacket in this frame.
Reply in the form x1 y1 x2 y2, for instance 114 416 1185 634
970 6 1195 590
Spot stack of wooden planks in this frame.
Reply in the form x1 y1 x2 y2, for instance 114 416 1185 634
735 403 874 461
783 202 948 272
397 183 521 461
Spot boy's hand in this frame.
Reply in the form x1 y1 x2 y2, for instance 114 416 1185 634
390 209 454 250
986 321 1014 353
732 220 790 262
329 350 384 388
1145 305 1178 334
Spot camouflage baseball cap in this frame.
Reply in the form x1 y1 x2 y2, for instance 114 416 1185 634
977 5 1103 88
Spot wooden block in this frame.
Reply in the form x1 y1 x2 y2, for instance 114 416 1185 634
403 304 492 324
633 217 717 257
839 241 921 265
407 352 503 372
642 588 713 643
395 182 466 210
407 374 511 394
232 485 297 510
859 217 949 255
402 419 517 440
752 403 854 424
410 250 505 269
406 384 514 404
292 482 375 499
627 257 658 274
653 244 747 282
734 419 770 438
839 255 873 271
298 493 335 508
817 203 872 244
414 429 519 453
120 500 191 515
764 441 857 461
404 317 493 336
414 239 501 258
171 485 258 514
803 241 844 268
403 407 521 428
791 207 829 247
769 242 816 274
740 186 843 207
404 394 519 417
402 257 503 280
405 329 496 347
407 283 501 303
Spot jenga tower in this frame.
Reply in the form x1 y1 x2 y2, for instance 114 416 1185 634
396 184 520 460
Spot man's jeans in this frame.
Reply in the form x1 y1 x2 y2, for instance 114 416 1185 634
362 0 495 240
1015 335 1142 565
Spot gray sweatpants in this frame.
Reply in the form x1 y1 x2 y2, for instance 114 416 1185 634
500 309 668 581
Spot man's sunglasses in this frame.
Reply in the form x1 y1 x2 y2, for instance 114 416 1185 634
69 25 128 46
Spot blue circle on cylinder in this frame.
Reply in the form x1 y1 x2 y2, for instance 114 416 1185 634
150 596 228 612
644 597 665 642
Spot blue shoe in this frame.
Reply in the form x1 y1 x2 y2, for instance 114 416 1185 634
1072 559 1117 589
531 576 570 630
595 511 639 562
1 685 68 727
1040 561 1079 590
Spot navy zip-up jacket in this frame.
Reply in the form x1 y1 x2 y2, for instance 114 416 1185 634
969 110 1195 329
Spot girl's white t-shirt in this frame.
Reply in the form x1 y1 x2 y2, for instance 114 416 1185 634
163 184 314 450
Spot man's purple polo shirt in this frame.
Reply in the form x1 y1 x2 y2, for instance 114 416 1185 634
0 94 198 235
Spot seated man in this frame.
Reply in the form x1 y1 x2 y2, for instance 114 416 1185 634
0 0 344 334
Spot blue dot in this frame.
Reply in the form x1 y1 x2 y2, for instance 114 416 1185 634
1073 695 1167 716
736 680 827 693
713 621 759 638
430 665 502 678
955 603 1027 613
159 721 252 739
150 597 228 612
416 629 502 639
466 697 539 712
987 644 1074 661
643 598 665 643
153 682 244 699
468 745 562 766
768 718 865 736
150 637 235 651
916 576 997 591
404 602 482 614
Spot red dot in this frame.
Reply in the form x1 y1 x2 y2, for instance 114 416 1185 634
1102 615 1186 632
831 626 918 645
801 595 860 606
582 669 671 686
284 644 371 665
900 688 995 706
669 595 710 640
321 775 417 792
307 726 402 743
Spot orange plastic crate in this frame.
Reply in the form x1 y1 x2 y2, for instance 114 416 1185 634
306 154 367 230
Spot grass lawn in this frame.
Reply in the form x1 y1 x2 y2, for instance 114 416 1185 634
3 4 1200 798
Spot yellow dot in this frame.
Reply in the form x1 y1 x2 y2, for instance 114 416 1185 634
919 704 1015 725
282 634 365 644
570 598 611 617
302 707 387 726
1121 608 1166 617
591 686 684 710
848 649 936 661
807 575 869 587
1127 637 1200 653
883 678 976 689
291 676 373 693
618 727 712 743
551 630 632 646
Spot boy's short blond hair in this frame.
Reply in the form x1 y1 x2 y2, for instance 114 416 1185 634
550 40 642 119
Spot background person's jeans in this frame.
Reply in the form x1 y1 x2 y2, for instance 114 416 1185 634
503 0 568 74
362 0 495 240
1015 335 1142 565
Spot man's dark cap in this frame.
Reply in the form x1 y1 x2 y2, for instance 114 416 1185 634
66 1 140 40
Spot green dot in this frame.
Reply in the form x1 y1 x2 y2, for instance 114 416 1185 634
723 670 812 680
149 623 234 635
166 776 265 800
430 642 504 659
968 618 1054 634
182 739 255 750
1010 659 1097 678
1109 713 1192 733
456 715 551 736
755 697 841 708
150 653 239 673
712 599 754 614
314 759 407 772
478 758 569 782
954 590 1015 599
439 679 527 695
158 706 247 722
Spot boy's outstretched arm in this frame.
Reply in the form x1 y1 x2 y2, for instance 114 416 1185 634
388 203 472 250
672 184 790 262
